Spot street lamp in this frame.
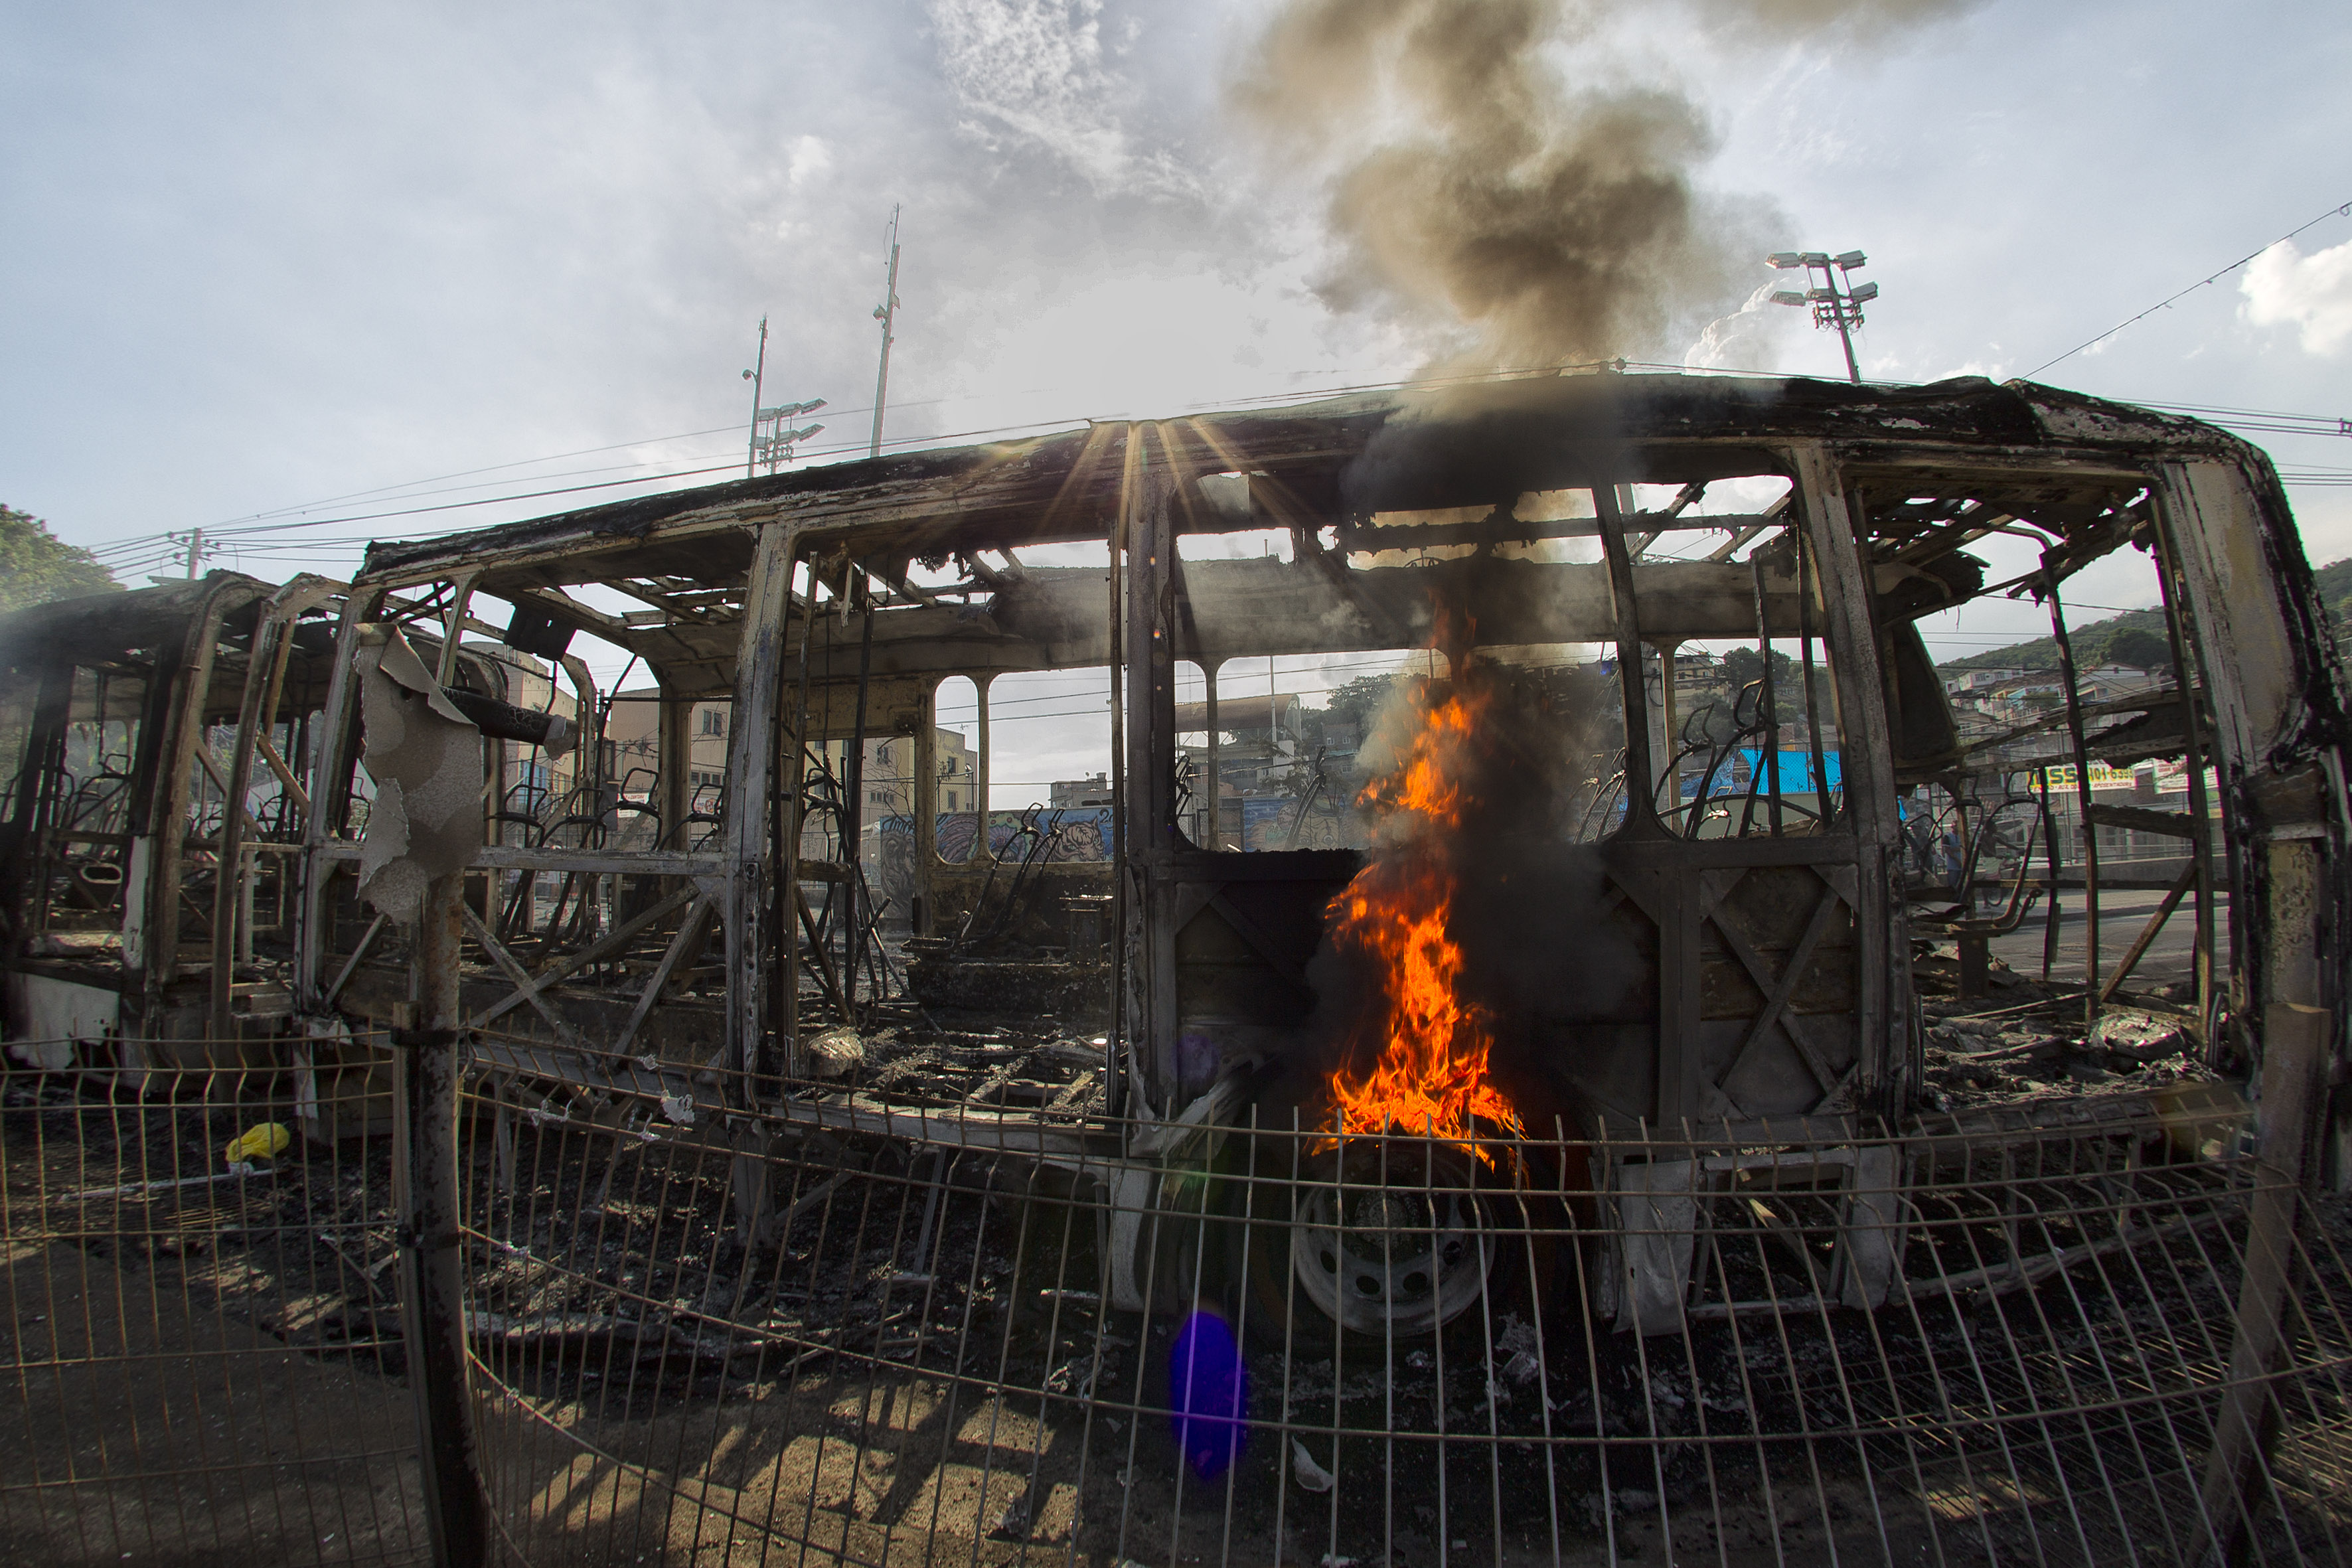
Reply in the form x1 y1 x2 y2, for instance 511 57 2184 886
1766 250 1879 383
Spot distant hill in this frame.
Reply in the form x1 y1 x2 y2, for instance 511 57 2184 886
1937 606 2171 675
1936 557 2352 676
2316 556 2352 619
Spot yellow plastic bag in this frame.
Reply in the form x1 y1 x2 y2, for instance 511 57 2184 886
224 1122 293 1166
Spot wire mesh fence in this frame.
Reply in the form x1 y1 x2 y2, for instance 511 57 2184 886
7 1035 2351 1567
1 1044 430 1565
451 1041 2352 1568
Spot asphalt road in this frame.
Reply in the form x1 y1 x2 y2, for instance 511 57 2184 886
1986 886 2224 987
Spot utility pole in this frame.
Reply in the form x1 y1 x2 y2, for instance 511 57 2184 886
742 319 827 477
183 528 204 578
743 316 768 478
869 206 902 459
1766 250 1879 382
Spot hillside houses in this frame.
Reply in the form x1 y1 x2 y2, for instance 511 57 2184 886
1944 662 2164 725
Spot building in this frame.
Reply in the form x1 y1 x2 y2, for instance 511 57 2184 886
1672 648 1731 700
1950 665 2161 726
1050 773 1112 809
1944 666 2026 696
603 690 734 805
823 728 977 827
1170 692 1306 756
604 696 973 828
2077 663 2161 702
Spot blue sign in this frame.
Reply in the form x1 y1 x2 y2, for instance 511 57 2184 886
1737 747 1842 793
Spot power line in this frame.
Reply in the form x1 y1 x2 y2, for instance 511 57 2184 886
71 354 2352 570
194 423 747 528
88 393 990 558
79 411 1095 560
175 459 755 536
60 362 1661 560
2134 398 2351 435
180 374 2323 559
2025 197 2352 377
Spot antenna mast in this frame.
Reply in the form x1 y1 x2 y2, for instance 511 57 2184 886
869 206 902 459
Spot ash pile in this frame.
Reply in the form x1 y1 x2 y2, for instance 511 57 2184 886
1911 943 2221 1113
811 1012 1110 1119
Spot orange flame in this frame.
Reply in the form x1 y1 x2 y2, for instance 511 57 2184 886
1322 665 1522 1153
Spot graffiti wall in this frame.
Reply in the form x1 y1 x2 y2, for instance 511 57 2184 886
1238 797 1364 852
917 807 1114 866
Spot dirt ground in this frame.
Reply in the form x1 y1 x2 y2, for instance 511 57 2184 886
1 1123 1893 1568
1 1237 430 1567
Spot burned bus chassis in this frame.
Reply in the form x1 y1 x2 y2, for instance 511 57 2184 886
7 370 2347 1341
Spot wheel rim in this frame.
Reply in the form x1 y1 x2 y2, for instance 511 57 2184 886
1289 1144 1494 1338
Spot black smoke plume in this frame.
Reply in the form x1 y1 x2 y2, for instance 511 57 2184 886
1229 0 1975 372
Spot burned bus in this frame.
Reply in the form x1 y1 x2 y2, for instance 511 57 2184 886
9 369 2350 1564
0 570 603 1115
0 572 345 1077
223 368 2342 1331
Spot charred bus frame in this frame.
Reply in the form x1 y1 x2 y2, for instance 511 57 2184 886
11 370 2343 1339
0 572 345 1077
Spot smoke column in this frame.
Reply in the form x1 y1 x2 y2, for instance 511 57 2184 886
1229 0 1974 372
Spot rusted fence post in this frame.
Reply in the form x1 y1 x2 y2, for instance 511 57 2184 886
392 870 491 1567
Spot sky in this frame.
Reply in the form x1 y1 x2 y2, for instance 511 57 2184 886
5 0 2349 800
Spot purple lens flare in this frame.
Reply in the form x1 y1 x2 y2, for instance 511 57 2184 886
1169 1309 1248 1478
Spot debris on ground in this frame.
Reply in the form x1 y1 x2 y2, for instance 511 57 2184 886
1291 1438 1335 1493
1910 944 2218 1111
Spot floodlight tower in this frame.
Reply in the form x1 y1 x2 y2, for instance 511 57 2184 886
740 317 828 476
750 400 828 474
1766 250 1879 382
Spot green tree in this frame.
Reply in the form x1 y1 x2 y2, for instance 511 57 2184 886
1319 672 1399 737
2093 625 2173 673
0 507 119 612
1717 646 1808 728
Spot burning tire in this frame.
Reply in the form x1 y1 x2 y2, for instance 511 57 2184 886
1291 1142 1494 1338
1229 1131 1558 1355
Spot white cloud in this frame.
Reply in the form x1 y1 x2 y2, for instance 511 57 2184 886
786 135 832 189
928 0 1174 192
2242 237 2352 356
928 264 1395 427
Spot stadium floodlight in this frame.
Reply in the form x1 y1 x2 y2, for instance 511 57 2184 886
743 318 830 475
1761 246 1879 382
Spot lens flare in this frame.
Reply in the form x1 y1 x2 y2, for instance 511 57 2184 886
1168 1310 1248 1479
